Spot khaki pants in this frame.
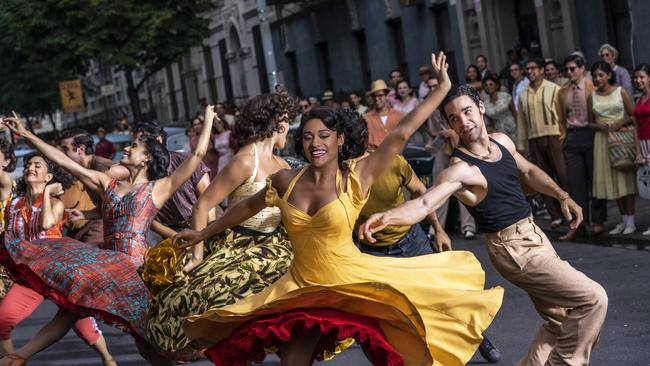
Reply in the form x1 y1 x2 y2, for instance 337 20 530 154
485 216 608 366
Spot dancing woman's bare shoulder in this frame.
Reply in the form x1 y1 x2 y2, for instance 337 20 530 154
270 167 301 198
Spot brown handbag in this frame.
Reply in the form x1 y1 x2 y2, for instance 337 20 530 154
607 128 637 171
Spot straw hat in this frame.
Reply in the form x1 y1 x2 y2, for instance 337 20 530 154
322 91 334 101
369 80 389 95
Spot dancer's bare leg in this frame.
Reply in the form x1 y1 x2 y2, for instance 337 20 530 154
90 335 117 366
279 328 322 366
0 309 75 366
0 339 13 356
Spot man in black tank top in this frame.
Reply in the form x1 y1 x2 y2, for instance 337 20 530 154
359 85 608 366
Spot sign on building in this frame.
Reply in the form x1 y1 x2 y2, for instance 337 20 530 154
58 80 86 113
101 84 115 96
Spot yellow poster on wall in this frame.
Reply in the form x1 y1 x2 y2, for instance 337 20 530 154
58 80 85 113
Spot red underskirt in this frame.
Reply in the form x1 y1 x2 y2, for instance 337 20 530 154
205 309 404 366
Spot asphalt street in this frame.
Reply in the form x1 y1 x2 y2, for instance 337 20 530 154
13 237 650 366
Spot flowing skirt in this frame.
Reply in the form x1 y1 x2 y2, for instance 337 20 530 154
183 250 503 366
0 235 148 339
145 225 293 353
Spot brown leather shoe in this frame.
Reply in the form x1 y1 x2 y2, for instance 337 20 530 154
559 227 585 242
593 223 605 236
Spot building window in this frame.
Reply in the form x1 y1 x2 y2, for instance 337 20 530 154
387 18 408 80
354 30 371 91
432 5 458 82
117 91 123 101
316 41 333 91
286 51 302 97
218 38 234 102
203 45 219 102
252 25 270 93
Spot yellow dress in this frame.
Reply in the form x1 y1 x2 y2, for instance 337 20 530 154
592 87 637 199
184 161 504 366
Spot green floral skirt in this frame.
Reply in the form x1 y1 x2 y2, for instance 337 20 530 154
146 225 293 353
0 265 12 298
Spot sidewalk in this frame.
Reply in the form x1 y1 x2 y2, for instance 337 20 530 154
535 197 650 250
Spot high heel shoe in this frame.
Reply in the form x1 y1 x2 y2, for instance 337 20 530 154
2 354 26 366
558 227 585 242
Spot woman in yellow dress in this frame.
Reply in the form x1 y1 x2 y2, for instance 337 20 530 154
589 61 638 234
175 52 504 366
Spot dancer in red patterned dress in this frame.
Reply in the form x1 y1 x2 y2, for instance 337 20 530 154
0 106 216 366
0 153 115 365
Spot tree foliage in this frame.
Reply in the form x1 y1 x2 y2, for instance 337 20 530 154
0 0 216 120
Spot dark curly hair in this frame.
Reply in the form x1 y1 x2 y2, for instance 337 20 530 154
138 135 170 180
16 152 74 196
233 93 300 148
481 73 501 89
59 128 95 155
133 121 168 145
294 107 368 166
439 84 483 122
0 138 16 173
466 64 482 82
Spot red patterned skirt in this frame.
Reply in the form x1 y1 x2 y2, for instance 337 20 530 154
204 309 404 366
0 235 148 340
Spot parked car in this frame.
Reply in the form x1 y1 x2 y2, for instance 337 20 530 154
92 133 133 162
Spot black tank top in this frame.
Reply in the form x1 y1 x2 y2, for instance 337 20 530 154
451 138 531 233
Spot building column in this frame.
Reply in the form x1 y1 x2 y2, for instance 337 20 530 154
534 0 551 58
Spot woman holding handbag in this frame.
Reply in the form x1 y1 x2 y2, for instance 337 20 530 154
589 61 638 235
633 63 650 235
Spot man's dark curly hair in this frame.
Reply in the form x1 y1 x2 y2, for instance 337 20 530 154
16 152 74 196
439 84 483 122
138 135 170 180
233 93 300 148
59 128 95 155
294 107 368 166
133 121 168 145
0 138 16 172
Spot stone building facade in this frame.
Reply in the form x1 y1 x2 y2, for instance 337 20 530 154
61 0 650 128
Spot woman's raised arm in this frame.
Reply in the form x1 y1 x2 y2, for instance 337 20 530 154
2 113 111 195
356 52 451 191
151 105 216 208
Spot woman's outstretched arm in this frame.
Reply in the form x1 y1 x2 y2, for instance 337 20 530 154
2 113 111 195
174 188 267 249
356 52 451 192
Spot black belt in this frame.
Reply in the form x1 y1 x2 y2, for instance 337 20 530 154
358 230 412 255
231 225 280 237
567 126 590 132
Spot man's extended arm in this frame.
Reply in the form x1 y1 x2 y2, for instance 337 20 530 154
358 164 467 243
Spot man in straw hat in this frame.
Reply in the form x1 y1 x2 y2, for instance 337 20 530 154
321 90 335 108
364 79 404 149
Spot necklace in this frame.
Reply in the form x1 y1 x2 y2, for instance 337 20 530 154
465 141 493 160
